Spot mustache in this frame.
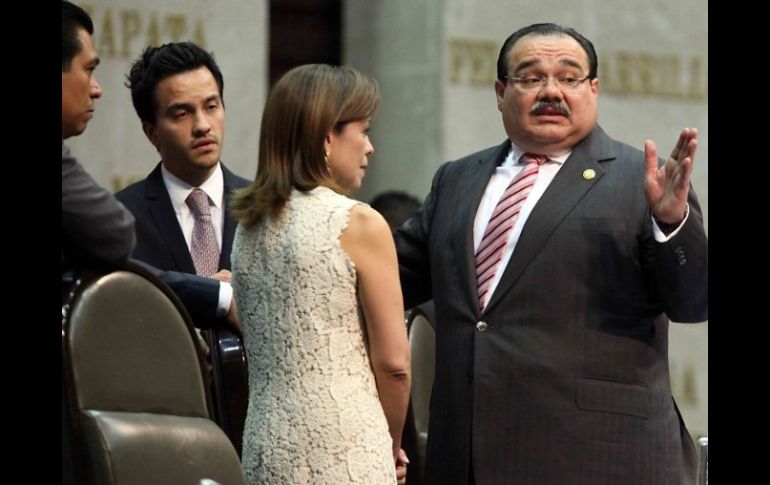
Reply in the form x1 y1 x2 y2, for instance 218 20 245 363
192 136 218 147
530 99 571 116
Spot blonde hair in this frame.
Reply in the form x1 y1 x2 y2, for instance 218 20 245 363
231 64 380 227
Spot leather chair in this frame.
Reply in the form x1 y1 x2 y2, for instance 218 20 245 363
62 262 246 485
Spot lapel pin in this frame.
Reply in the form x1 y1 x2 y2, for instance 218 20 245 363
582 169 596 180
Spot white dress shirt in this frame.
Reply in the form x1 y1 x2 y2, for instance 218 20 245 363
472 142 689 309
161 163 232 317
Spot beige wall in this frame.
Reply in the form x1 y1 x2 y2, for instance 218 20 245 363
343 0 445 202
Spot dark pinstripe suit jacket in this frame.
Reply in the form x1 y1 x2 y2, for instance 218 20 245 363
396 126 708 485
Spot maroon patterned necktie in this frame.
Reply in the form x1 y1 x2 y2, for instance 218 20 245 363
186 188 220 276
475 153 547 310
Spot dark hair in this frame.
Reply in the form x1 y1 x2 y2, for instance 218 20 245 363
62 1 93 71
370 191 422 232
125 42 225 124
496 23 598 81
231 64 380 227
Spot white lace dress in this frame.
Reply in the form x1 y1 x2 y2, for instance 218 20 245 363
232 186 396 484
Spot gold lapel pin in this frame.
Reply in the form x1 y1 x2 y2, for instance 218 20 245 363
582 169 596 180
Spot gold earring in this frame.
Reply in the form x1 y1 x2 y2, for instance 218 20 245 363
324 152 330 165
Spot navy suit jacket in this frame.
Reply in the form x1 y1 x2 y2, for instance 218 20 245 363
116 162 250 327
396 125 708 485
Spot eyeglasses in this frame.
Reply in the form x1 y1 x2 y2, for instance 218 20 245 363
504 74 591 91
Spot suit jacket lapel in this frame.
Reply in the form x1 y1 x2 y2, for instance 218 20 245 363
457 140 511 315
219 164 240 271
145 164 197 273
483 126 617 314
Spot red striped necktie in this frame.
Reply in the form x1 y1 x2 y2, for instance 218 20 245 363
475 153 547 310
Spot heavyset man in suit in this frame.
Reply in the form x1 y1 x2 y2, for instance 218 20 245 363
116 42 249 329
395 23 708 485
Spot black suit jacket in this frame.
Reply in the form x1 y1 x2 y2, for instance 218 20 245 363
116 162 249 272
116 162 250 327
396 126 708 485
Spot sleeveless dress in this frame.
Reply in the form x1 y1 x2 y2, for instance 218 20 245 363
232 186 396 484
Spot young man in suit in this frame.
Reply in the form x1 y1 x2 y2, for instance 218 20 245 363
116 42 250 328
115 43 250 453
395 23 707 485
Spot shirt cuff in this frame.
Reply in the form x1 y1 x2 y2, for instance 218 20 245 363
652 203 690 242
216 281 233 318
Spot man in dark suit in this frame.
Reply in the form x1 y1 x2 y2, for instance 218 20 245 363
114 43 249 453
116 42 249 328
62 1 133 270
395 23 707 485
62 5 130 481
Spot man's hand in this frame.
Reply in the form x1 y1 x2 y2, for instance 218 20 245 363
395 448 409 485
209 269 232 283
644 127 697 224
210 269 239 332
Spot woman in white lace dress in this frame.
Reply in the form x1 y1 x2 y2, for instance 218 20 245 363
230 64 411 484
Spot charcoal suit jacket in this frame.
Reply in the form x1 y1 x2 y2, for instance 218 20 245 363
395 125 708 485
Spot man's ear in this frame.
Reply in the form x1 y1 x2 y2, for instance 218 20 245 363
590 77 600 96
494 79 505 111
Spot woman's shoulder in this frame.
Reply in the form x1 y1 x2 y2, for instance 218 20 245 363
344 203 391 244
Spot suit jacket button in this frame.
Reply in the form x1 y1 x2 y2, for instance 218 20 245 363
476 321 488 332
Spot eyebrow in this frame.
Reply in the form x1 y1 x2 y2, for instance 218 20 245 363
203 95 221 105
514 58 585 73
165 95 221 113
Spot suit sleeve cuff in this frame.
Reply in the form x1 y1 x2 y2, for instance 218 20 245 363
652 203 690 242
216 281 232 318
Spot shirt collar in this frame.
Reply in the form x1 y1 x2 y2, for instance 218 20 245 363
161 162 224 213
501 141 572 168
